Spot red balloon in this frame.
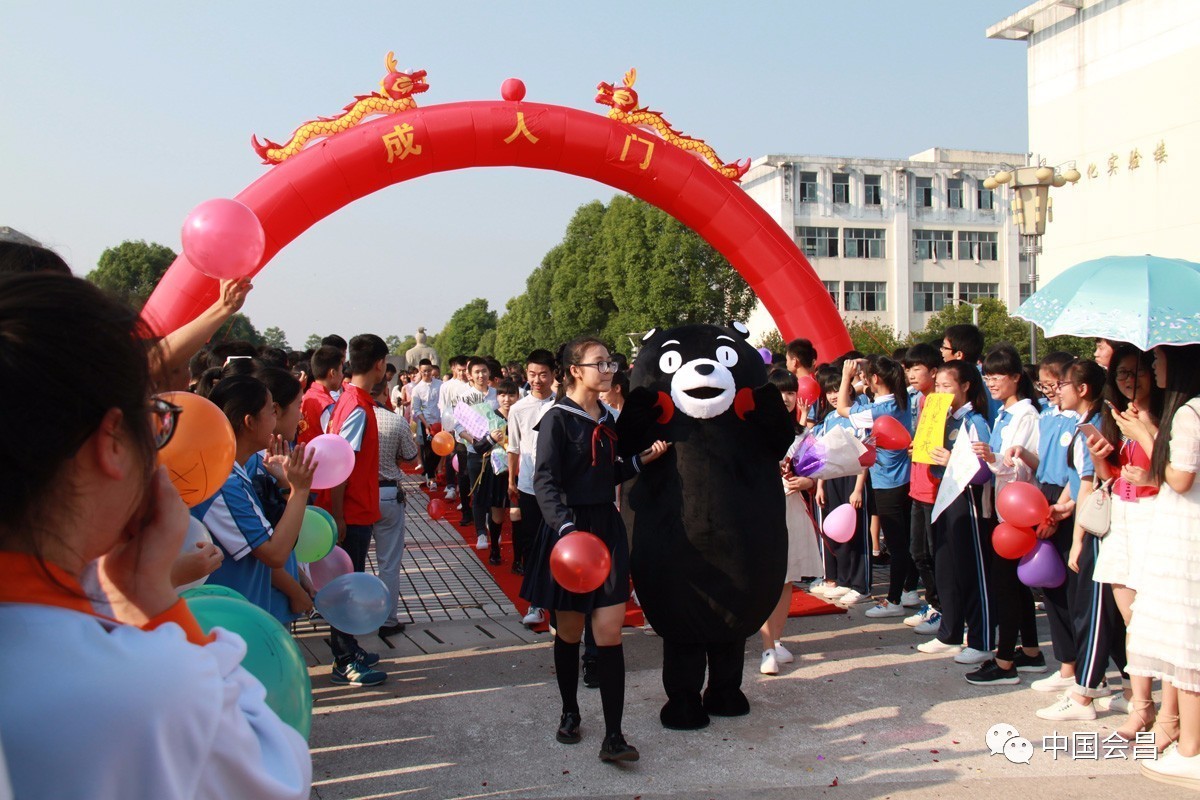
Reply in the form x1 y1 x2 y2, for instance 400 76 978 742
992 522 1038 560
501 78 526 102
858 443 878 468
872 415 912 450
549 531 612 594
796 375 822 406
997 482 1051 529
181 198 265 280
426 498 448 520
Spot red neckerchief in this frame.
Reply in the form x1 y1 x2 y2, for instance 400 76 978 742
591 424 617 466
0 551 213 645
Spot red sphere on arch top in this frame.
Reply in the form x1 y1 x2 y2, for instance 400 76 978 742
501 78 526 102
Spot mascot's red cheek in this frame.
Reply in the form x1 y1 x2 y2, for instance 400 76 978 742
655 391 675 424
734 387 755 420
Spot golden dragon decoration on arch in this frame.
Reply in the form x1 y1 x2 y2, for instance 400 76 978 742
251 52 428 165
595 68 749 181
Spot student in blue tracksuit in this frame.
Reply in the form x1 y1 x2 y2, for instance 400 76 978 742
1035 360 1128 721
917 360 993 661
813 365 870 603
837 355 919 618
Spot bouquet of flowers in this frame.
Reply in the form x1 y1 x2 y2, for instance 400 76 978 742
790 426 868 480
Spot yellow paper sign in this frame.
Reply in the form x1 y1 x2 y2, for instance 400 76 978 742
912 393 954 465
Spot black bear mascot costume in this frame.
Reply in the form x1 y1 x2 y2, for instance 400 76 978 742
616 322 794 730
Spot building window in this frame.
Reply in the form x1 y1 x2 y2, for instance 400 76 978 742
844 228 885 259
913 282 955 313
823 281 840 309
832 173 850 204
795 226 839 258
948 178 964 209
958 282 999 302
913 229 954 260
864 174 882 205
957 231 998 261
1019 282 1032 304
978 187 995 210
916 176 933 208
844 281 887 312
798 171 818 203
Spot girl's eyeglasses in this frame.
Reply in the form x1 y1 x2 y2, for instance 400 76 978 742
578 361 620 374
149 397 183 450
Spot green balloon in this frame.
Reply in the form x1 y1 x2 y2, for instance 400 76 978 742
186 595 313 738
295 506 335 563
309 505 336 536
180 585 248 602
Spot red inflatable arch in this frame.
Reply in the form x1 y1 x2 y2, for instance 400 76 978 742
143 83 851 359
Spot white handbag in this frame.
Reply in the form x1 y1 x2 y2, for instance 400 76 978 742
1077 479 1113 537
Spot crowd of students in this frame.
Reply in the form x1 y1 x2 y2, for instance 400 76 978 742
3 229 1200 791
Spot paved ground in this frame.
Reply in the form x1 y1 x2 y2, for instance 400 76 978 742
293 472 1194 799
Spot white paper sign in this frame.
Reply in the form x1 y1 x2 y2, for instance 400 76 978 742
931 419 979 523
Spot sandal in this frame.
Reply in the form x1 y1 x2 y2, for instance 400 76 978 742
1115 700 1156 741
1150 711 1180 753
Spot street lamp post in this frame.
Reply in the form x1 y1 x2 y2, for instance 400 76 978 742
984 160 1080 362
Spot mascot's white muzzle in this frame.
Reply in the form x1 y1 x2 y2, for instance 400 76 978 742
670 359 736 419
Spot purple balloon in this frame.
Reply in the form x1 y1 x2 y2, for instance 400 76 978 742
757 347 773 364
307 433 355 490
309 545 352 592
1017 539 1066 588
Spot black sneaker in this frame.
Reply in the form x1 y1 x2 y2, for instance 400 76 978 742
1012 649 1048 673
965 659 1020 686
599 732 640 762
582 659 599 689
556 711 581 744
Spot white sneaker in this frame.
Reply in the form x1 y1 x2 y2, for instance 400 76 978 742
1141 743 1200 787
904 604 931 627
917 638 962 655
773 641 794 664
900 590 923 608
913 611 943 636
522 607 546 626
823 585 850 599
954 647 993 665
1096 693 1131 714
475 534 489 550
836 589 869 606
865 600 906 618
807 577 825 593
444 487 458 502
760 650 779 675
1036 694 1097 721
426 479 437 491
642 622 657 636
1030 672 1077 693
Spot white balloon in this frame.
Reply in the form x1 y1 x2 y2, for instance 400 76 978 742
176 516 214 592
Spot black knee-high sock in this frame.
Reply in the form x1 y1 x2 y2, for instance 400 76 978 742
596 644 625 736
553 637 580 714
488 518 502 555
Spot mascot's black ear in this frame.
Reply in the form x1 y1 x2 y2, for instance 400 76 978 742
728 321 751 339
642 328 658 342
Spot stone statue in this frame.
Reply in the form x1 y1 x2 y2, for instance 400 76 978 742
405 327 439 368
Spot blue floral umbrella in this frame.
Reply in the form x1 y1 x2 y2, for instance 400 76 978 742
1014 255 1200 349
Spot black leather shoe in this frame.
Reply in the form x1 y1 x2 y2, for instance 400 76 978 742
378 623 406 637
511 561 525 576
488 553 502 565
599 732 639 762
556 711 581 744
582 659 599 689
458 515 475 527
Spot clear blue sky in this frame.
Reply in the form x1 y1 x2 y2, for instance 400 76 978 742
0 1 1029 346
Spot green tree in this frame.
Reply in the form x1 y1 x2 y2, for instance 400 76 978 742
757 329 785 353
262 326 289 349
384 335 418 356
304 334 323 350
845 318 905 355
86 240 177 308
434 298 498 358
221 313 263 346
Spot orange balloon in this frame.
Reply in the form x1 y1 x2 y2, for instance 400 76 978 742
157 391 236 507
431 430 455 457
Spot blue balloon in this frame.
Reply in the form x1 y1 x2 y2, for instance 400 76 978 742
314 573 391 635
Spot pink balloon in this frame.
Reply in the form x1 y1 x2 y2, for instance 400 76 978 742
181 198 265 280
822 503 857 543
307 433 355 490
309 545 352 591
451 454 459 471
